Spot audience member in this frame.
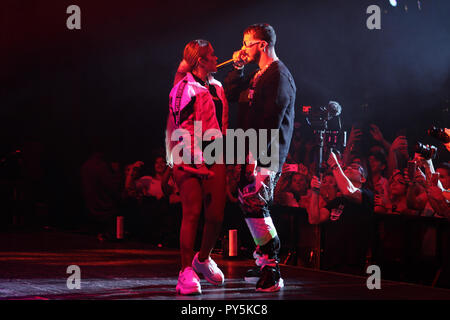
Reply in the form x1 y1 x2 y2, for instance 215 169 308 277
367 151 390 213
319 173 340 205
384 170 418 215
123 155 180 245
436 162 450 190
81 149 121 241
307 151 374 275
369 124 392 154
274 171 309 208
387 135 409 178
426 185 450 219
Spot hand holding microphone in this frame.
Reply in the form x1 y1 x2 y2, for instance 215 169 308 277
216 50 248 69
231 50 248 69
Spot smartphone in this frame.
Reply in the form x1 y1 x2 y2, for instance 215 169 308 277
407 160 417 181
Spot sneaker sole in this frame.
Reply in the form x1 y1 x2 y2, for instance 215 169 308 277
192 265 225 286
256 278 284 293
176 285 202 295
196 272 224 286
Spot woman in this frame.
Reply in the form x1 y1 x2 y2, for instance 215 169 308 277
166 40 229 295
384 170 418 215
367 152 390 213
274 171 310 208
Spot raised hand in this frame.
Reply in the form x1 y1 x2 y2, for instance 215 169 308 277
348 126 363 146
327 151 340 170
369 124 384 142
390 136 408 157
311 175 321 190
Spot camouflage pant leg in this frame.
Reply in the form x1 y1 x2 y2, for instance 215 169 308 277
238 167 281 247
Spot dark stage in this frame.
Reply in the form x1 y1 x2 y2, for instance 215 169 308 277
2 1 450 314
1 229 449 300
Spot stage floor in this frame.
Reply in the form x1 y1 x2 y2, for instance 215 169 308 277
1 229 450 300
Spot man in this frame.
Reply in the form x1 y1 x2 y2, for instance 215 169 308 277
307 151 374 275
224 23 296 292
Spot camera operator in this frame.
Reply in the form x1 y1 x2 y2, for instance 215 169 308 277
307 151 374 274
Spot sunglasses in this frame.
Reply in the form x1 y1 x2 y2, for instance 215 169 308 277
242 40 262 48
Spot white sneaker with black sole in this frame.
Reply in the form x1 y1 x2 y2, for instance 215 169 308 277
256 265 284 292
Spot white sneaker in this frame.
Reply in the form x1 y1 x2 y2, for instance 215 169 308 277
192 252 225 286
176 267 201 295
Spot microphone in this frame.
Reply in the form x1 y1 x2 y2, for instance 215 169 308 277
216 58 234 69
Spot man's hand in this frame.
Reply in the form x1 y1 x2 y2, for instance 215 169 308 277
311 176 321 190
327 151 340 170
427 186 445 200
413 152 433 168
127 161 144 175
232 50 248 68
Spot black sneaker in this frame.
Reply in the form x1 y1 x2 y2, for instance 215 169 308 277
256 265 284 292
244 266 261 283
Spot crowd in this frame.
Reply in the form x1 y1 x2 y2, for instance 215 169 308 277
80 149 182 245
78 121 449 279
272 123 450 218
79 121 449 242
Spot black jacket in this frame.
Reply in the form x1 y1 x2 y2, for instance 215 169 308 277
224 60 296 172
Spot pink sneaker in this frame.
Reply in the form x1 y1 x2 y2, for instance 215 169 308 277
176 267 201 295
192 252 225 286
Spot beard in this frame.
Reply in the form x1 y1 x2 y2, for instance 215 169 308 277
249 50 261 65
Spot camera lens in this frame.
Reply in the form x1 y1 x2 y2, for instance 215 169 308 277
428 126 450 143
415 141 437 160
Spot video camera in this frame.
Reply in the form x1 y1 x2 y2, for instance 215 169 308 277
415 142 437 160
428 126 450 144
414 126 449 160
303 101 342 132
302 101 345 175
